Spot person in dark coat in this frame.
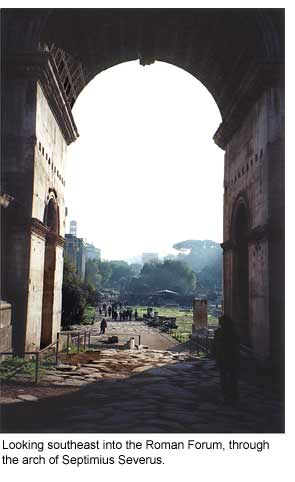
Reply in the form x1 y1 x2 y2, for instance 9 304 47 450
100 318 107 335
213 315 239 402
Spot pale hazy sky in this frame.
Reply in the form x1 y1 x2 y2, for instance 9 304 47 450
65 60 224 261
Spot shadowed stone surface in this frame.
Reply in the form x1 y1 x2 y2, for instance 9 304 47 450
0 342 283 433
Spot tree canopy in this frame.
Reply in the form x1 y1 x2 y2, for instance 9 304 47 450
62 260 100 326
128 259 196 295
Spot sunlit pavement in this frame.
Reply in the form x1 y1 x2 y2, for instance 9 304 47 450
0 322 284 433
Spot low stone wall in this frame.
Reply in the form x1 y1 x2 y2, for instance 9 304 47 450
0 301 12 352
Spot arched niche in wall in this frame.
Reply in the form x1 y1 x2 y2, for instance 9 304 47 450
43 191 60 235
231 195 251 346
41 192 60 348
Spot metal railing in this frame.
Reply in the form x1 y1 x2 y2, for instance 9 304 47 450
60 330 142 354
0 330 142 383
167 327 213 356
0 335 60 384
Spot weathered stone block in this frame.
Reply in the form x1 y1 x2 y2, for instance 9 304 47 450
0 301 12 352
192 299 208 334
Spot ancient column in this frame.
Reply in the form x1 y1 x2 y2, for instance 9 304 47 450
192 299 208 335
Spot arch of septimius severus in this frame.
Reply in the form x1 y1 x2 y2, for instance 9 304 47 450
1 9 284 373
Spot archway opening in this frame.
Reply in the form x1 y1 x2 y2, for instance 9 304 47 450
41 196 59 348
233 202 250 346
66 60 224 261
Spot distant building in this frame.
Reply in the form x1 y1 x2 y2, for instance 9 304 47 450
142 252 159 264
69 220 77 236
64 234 86 280
86 243 101 261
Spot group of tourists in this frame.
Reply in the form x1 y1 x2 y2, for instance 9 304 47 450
98 303 138 322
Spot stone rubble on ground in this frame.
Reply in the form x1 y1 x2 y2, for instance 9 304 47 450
0 321 284 433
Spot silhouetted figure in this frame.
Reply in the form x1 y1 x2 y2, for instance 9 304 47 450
119 310 123 321
100 318 107 335
213 315 239 402
99 307 102 315
108 306 112 317
134 309 138 321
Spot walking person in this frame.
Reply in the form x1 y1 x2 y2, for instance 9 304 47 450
100 318 107 335
213 315 239 403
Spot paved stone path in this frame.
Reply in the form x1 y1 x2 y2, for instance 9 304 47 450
69 320 179 351
0 322 284 433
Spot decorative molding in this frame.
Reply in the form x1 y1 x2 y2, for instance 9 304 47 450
45 230 65 247
248 224 284 243
220 240 234 252
30 218 50 239
248 224 269 243
56 235 66 248
222 224 284 250
2 51 79 145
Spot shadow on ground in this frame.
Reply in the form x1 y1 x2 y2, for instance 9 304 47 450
0 357 284 434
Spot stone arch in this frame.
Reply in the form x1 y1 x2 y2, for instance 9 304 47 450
1 9 282 125
230 194 251 346
41 192 60 348
1 9 284 368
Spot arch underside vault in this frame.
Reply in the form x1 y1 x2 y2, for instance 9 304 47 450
2 9 284 140
1 9 284 372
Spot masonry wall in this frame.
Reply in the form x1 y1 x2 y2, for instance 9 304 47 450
1 77 37 353
34 83 67 236
1 74 68 352
25 83 68 350
25 232 46 350
223 87 284 364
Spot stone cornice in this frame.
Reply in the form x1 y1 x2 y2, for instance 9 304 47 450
221 224 284 250
220 240 234 252
248 225 284 243
248 224 269 243
30 218 50 239
30 218 65 246
46 230 66 247
214 62 284 150
2 51 79 145
56 235 66 248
